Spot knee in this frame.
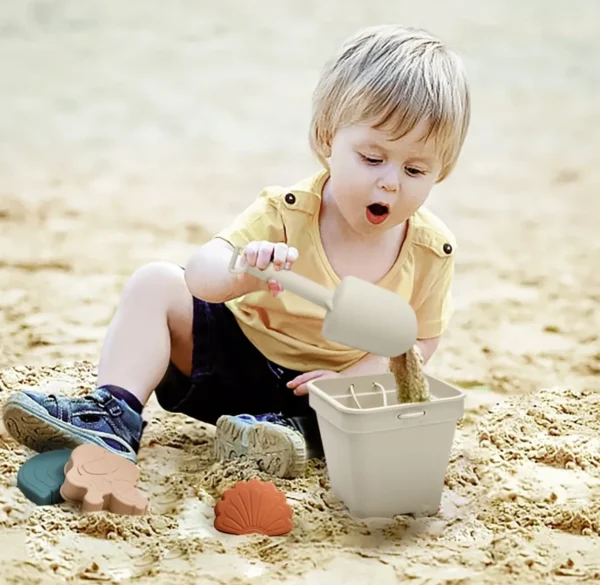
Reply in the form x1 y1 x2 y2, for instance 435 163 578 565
123 261 186 301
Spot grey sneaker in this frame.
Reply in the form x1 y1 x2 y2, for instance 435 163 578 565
2 388 144 462
214 413 309 479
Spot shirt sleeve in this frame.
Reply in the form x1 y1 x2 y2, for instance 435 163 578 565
212 188 286 248
414 255 455 339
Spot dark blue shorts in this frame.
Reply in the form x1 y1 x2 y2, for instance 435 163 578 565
154 297 318 427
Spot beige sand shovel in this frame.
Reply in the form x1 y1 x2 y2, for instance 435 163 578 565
228 246 417 357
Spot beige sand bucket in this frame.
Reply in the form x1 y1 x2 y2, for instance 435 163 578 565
308 372 465 519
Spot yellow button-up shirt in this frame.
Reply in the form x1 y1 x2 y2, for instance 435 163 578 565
213 168 456 372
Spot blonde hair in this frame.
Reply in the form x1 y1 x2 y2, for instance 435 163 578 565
309 25 470 182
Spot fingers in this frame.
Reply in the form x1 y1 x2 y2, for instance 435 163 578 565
267 279 284 296
257 241 275 270
242 241 298 269
241 241 260 268
293 384 310 396
286 370 327 388
241 241 299 296
286 374 305 389
283 246 299 270
288 370 340 395
272 242 289 270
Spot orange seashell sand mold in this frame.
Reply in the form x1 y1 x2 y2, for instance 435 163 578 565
214 479 293 536
60 444 149 515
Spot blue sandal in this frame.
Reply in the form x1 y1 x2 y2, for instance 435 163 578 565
2 387 145 462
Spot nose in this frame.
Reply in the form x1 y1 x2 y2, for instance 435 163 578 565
376 164 400 193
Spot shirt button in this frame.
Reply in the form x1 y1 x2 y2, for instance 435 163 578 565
443 243 453 254
284 193 296 204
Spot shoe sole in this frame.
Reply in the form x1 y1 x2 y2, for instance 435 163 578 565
214 415 251 461
2 393 136 463
214 416 306 479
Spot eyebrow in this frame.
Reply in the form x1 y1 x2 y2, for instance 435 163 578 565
405 154 437 164
358 141 387 152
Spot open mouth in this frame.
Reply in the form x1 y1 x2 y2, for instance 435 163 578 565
366 203 390 225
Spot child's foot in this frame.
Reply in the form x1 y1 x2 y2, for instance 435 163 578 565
214 413 310 479
2 388 144 463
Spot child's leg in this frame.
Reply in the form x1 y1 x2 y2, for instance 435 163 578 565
2 261 193 461
95 261 193 405
141 296 321 479
213 362 325 478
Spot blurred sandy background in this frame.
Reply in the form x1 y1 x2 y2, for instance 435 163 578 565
1 0 599 583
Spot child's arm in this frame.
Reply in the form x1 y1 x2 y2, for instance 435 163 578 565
416 337 440 364
340 353 389 377
186 187 290 303
287 340 442 395
185 238 299 303
184 238 256 303
339 336 439 377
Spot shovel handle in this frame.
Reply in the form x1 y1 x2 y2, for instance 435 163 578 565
229 246 333 310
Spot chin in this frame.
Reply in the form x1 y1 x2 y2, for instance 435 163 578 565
357 219 388 236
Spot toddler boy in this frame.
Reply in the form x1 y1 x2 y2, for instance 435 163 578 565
2 24 470 478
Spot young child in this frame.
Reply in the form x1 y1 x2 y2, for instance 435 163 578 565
2 24 470 479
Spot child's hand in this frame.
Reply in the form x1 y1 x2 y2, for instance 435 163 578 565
286 370 340 396
240 241 299 297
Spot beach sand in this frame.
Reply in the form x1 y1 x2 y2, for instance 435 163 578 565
1 0 599 583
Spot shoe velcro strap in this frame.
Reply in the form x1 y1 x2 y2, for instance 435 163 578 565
105 397 123 417
92 393 123 417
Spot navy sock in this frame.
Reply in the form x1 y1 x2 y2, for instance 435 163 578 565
99 384 144 415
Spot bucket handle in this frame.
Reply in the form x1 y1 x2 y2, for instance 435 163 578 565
349 382 388 410
397 410 426 419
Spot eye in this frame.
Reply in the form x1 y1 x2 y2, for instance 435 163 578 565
405 166 425 177
359 153 383 165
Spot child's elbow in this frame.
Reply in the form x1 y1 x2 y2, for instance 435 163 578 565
184 239 237 302
184 244 218 301
183 258 205 299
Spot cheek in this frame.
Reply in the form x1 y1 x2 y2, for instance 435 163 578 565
330 157 359 189
329 153 374 212
331 176 357 205
331 150 355 174
330 178 366 220
343 166 376 197
401 179 434 207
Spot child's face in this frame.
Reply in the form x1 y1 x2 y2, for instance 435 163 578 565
326 118 442 236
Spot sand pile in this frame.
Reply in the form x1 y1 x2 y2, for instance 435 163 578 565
389 345 430 403
1 361 599 584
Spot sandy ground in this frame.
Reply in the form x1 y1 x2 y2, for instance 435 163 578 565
1 0 600 583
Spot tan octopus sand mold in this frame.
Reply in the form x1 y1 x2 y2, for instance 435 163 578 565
60 444 149 515
1 361 600 584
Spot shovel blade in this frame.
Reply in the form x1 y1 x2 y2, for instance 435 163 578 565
321 276 417 357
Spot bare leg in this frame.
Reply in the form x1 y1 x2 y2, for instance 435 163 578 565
96 261 194 406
